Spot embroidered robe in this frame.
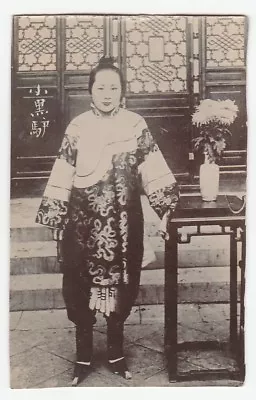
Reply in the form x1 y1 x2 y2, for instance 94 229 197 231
36 108 179 322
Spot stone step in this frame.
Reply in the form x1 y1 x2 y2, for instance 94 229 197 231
10 196 160 229
10 196 161 242
10 222 162 243
10 226 53 243
10 234 234 275
10 194 246 242
9 268 241 311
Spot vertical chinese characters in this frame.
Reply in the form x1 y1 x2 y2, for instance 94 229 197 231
30 84 50 138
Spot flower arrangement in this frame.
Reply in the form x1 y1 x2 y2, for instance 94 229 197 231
192 99 239 163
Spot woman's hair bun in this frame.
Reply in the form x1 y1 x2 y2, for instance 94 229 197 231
88 55 124 95
98 56 116 67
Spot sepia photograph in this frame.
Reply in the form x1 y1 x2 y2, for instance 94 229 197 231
9 13 247 388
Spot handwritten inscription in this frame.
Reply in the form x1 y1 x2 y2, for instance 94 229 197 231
29 84 50 138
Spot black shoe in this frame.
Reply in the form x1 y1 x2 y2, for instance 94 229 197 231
71 362 92 386
108 358 132 380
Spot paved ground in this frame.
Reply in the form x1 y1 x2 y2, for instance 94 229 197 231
10 304 243 388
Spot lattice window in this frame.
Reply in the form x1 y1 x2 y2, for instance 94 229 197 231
192 17 200 95
125 16 187 94
65 16 104 71
206 16 245 67
17 16 56 72
111 17 120 61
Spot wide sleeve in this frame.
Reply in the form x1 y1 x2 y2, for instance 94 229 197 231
136 118 179 220
35 122 78 238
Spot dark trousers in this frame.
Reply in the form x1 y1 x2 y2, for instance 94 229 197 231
106 313 124 361
62 271 138 363
75 311 124 362
62 267 140 363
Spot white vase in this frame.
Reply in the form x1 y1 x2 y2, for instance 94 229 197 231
199 154 219 201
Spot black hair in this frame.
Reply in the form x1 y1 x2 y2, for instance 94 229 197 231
88 56 125 97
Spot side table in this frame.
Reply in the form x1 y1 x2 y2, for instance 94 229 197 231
165 195 246 381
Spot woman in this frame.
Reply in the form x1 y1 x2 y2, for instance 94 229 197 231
36 57 179 385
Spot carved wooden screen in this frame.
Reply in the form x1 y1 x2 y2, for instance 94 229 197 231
12 15 107 182
12 16 61 184
206 16 245 68
65 16 104 71
124 16 187 94
63 15 106 124
11 14 247 187
120 16 192 177
17 16 57 72
199 16 247 174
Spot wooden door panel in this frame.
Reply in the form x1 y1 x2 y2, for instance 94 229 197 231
13 87 60 157
12 72 61 178
64 90 91 126
146 115 191 174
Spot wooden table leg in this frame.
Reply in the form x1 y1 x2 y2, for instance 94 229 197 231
165 224 178 382
239 227 246 379
230 228 238 352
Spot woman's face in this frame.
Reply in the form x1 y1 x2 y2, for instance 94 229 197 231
91 69 122 114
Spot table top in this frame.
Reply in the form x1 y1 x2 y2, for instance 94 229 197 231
173 194 246 220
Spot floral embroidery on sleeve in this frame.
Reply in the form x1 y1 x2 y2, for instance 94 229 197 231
137 128 158 165
137 124 179 219
35 123 79 234
58 134 78 167
36 197 69 230
148 182 179 220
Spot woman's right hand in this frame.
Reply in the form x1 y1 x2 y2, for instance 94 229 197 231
52 229 64 264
